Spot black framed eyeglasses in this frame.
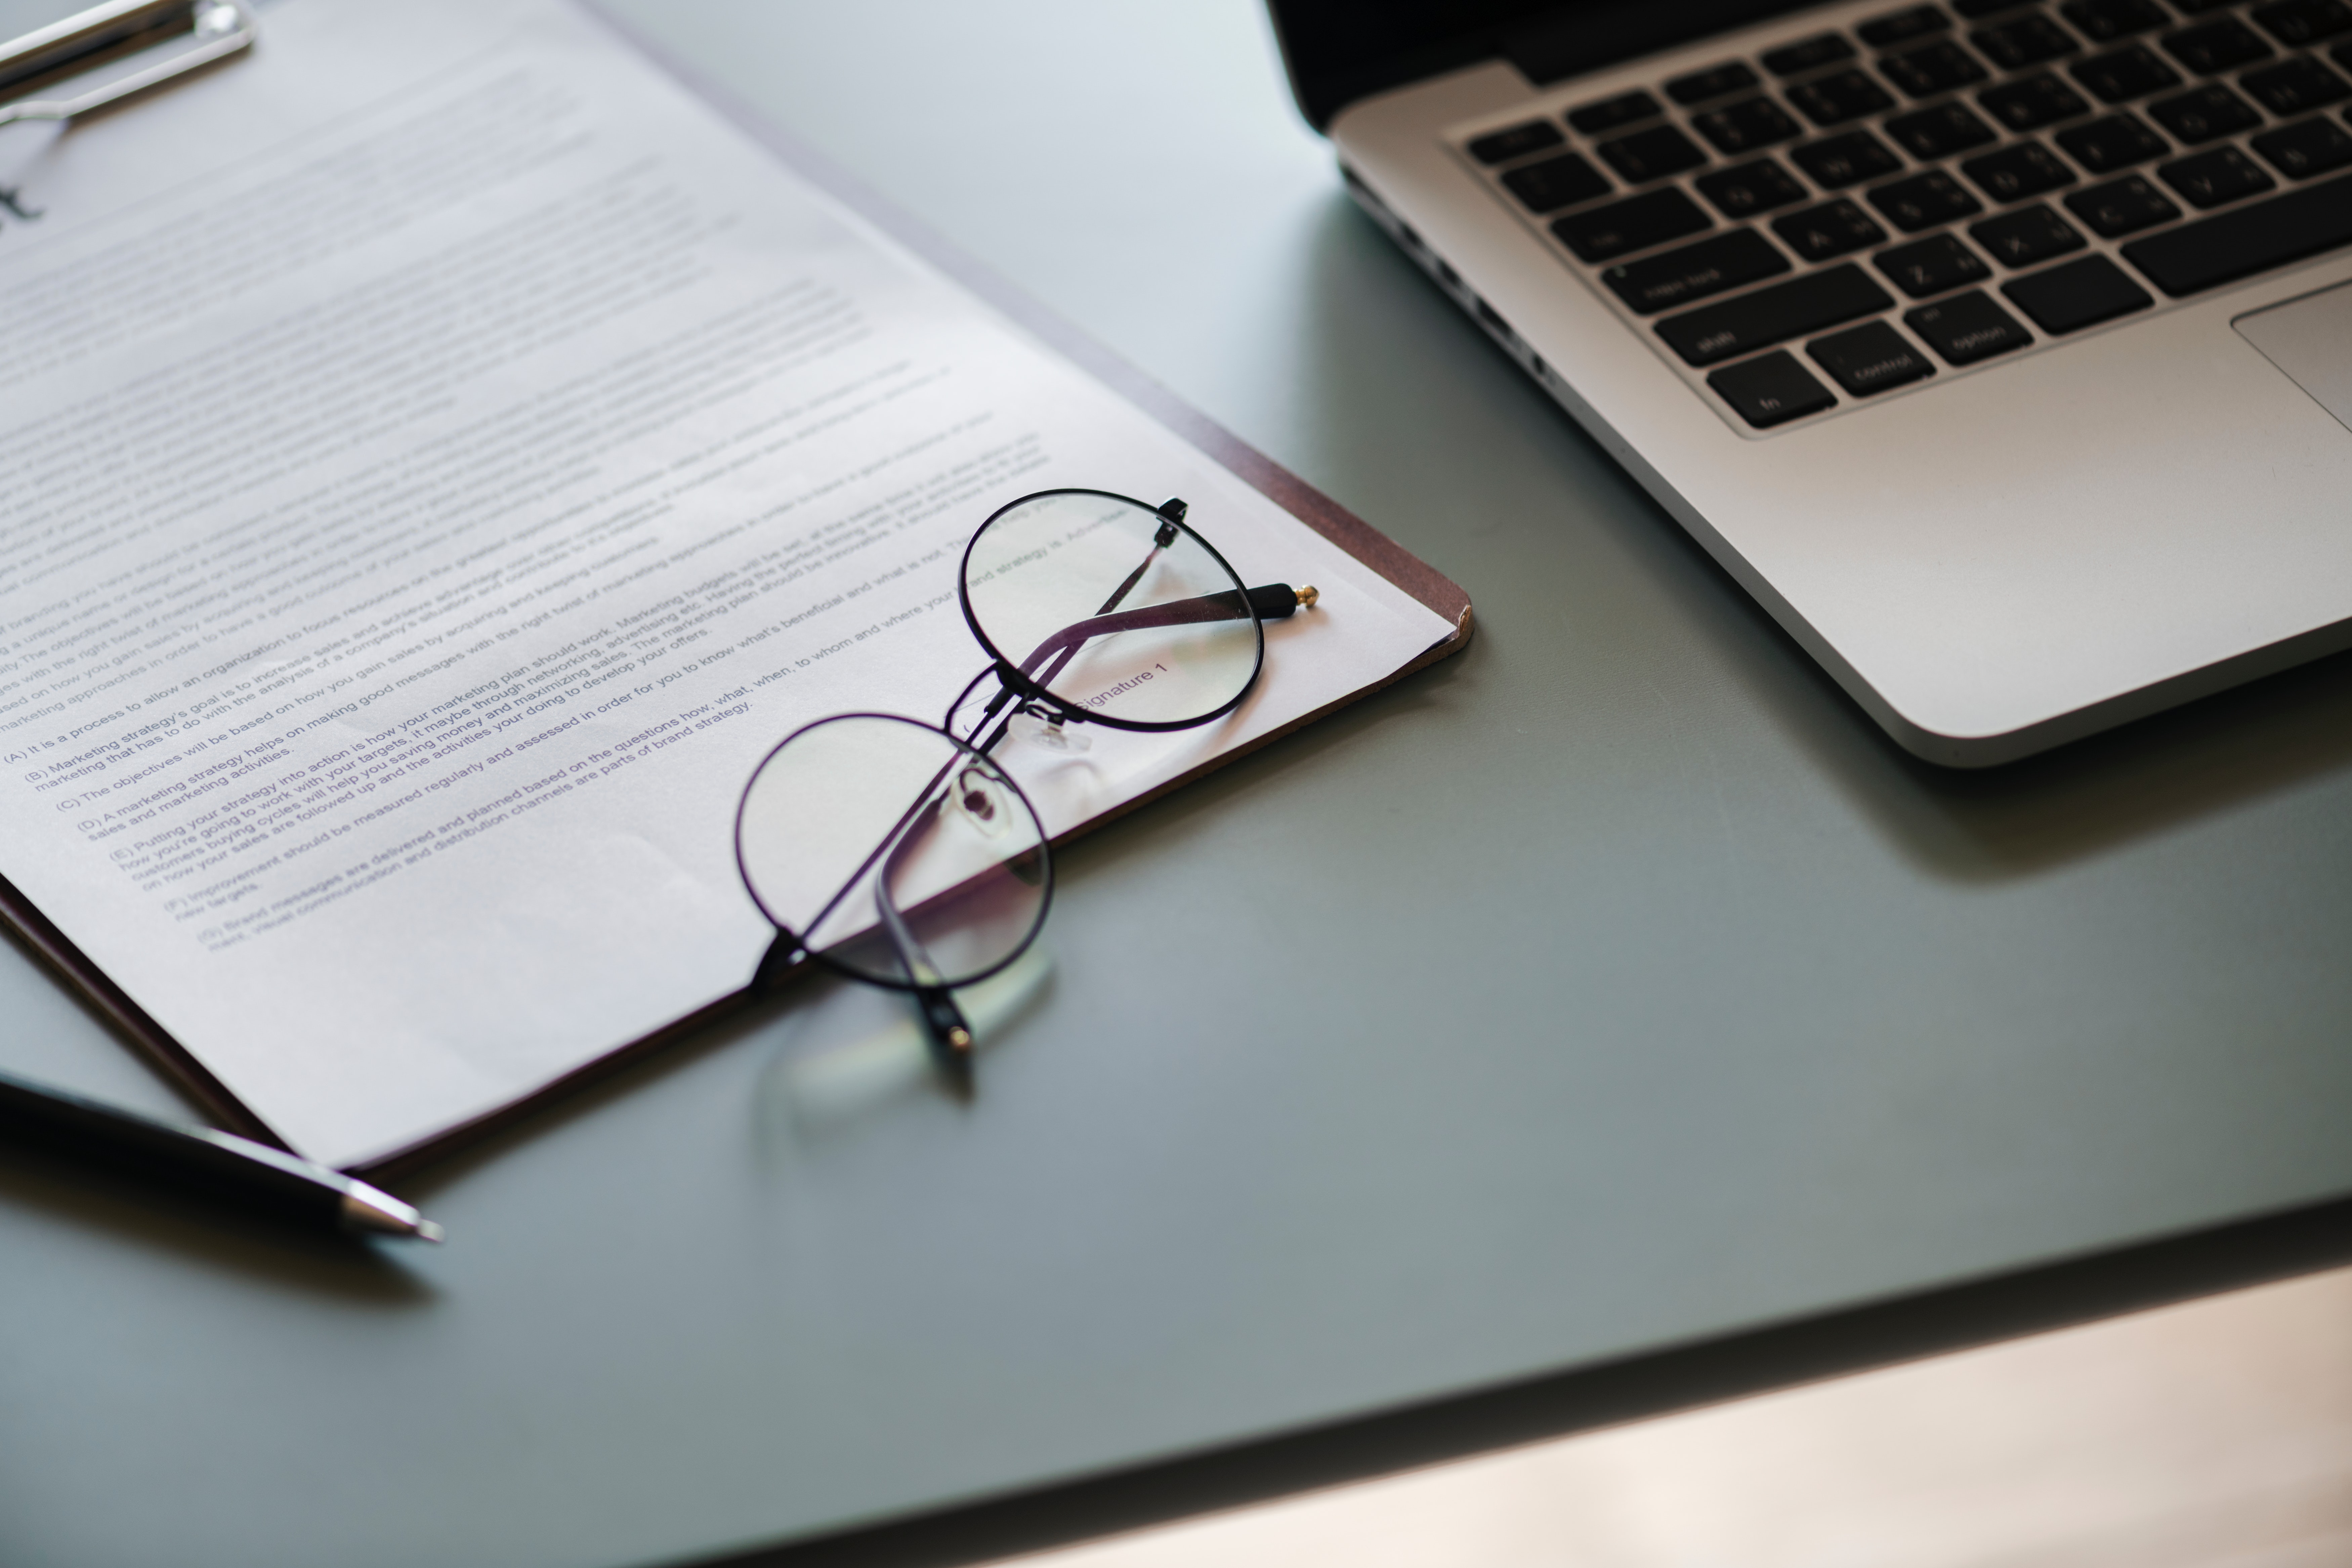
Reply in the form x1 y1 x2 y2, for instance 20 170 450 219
733 489 1316 1093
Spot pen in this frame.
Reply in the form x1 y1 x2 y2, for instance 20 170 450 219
0 1068 442 1242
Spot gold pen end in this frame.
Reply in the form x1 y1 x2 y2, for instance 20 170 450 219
1295 585 1319 609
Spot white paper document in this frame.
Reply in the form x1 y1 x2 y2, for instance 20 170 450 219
0 0 1457 1167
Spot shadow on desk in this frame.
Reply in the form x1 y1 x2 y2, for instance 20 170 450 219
1841 646 2352 880
0 1142 436 1303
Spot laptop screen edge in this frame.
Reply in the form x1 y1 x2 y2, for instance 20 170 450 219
1269 0 1829 132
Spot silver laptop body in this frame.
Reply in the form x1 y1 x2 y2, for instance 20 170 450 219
1300 0 2352 763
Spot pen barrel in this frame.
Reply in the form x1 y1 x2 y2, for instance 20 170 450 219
0 1072 352 1230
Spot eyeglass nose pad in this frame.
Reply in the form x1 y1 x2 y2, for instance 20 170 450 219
1007 706 1091 753
946 765 1015 837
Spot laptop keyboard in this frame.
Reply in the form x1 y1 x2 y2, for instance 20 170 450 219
1453 0 2352 430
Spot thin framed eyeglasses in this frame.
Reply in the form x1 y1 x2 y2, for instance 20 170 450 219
733 490 1317 1094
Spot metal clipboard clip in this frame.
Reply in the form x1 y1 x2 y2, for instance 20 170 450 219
1 0 256 129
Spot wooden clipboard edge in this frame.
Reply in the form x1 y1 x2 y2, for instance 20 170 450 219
352 965 791 1185
0 870 284 1145
5 2 1475 1182
1039 605 1472 855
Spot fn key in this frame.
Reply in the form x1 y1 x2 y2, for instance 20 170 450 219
1709 351 1838 428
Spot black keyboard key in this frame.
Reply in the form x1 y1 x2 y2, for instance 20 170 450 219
1958 0 2031 14
2062 0 2171 41
1887 102 2001 158
1568 91 1663 134
2337 39 2352 71
1974 15 2084 69
1468 121 1566 165
1791 130 1906 186
2172 0 2239 11
2241 56 2352 114
1807 320 1937 392
1881 39 1993 96
1774 198 1891 258
1764 32 1859 75
1972 201 2091 261
1603 229 1793 311
1669 61 1763 103
2251 0 2352 46
1962 140 2081 202
2252 115 2352 174
1708 351 1839 426
1500 152 1613 213
2159 144 2280 205
1906 289 2035 360
2120 167 2352 289
2072 43 2184 100
2065 171 2185 231
1868 168 1987 230
1693 96 1804 153
2003 253 2154 327
2148 84 2265 140
1598 123 1710 182
2057 111 2171 170
1789 68 1900 125
1876 231 1996 294
1697 158 1811 215
1981 72 2094 129
1860 5 1954 46
2162 18 2275 72
1657 263 1897 364
1552 187 1715 260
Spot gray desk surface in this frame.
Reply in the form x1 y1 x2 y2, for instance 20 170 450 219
5 4 2352 1566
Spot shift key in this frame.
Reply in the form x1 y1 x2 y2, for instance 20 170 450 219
1656 263 1895 365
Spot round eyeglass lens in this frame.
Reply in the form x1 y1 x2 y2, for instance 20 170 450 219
961 492 1263 730
736 714 1050 989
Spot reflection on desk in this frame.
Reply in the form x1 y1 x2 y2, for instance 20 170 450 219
994 1264 2352 1568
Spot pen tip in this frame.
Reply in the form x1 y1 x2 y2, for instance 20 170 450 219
340 1187 445 1242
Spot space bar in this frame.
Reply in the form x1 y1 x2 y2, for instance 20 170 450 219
2121 172 2352 298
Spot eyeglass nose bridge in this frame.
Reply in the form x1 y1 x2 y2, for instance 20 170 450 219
1007 701 1091 753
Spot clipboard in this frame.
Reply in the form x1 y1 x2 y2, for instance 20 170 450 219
0 0 257 129
0 0 1474 1178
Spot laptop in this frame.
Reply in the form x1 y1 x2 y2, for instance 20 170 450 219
1268 0 2352 764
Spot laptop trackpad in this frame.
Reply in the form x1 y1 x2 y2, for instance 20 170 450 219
2236 281 2352 436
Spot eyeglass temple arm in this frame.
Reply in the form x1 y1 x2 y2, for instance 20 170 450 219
960 523 1182 750
1016 583 1308 673
965 583 1311 754
776 574 1315 986
749 791 978 1096
755 751 963 989
773 502 1207 941
871 803 976 1099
